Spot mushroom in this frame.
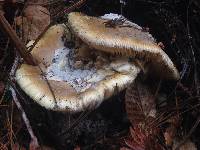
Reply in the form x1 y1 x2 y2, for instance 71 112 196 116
15 24 140 112
68 12 179 80
15 12 179 112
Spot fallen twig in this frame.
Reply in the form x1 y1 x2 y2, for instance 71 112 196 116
10 87 39 149
0 12 35 65
53 0 87 18
9 56 39 149
28 0 88 53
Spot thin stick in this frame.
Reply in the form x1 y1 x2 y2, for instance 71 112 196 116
9 55 39 148
53 0 87 18
0 13 35 65
10 87 39 148
28 0 88 53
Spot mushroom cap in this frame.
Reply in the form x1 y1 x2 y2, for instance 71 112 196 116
16 64 139 112
68 12 179 80
15 24 140 112
30 24 67 66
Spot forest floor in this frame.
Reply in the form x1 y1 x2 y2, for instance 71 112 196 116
0 0 200 150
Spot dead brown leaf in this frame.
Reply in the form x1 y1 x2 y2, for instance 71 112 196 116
16 5 50 42
125 78 157 125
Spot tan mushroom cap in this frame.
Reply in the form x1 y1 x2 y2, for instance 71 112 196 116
15 24 140 112
16 64 139 112
30 24 67 66
68 12 180 80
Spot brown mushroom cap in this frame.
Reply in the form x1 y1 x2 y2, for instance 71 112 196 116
15 24 140 112
16 64 140 112
30 24 67 66
68 12 179 80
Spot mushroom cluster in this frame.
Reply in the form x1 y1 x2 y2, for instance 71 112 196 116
15 12 179 113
